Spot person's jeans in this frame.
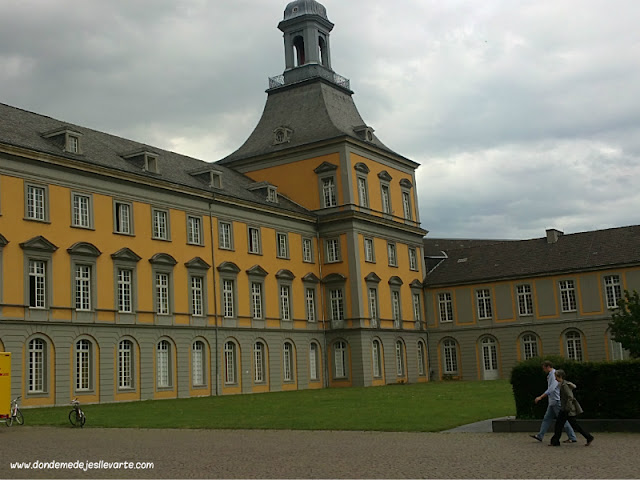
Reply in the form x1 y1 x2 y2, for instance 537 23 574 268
536 404 577 441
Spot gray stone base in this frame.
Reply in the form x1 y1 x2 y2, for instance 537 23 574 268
493 418 640 433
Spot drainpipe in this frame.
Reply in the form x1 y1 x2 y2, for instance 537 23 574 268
317 224 329 388
209 200 219 396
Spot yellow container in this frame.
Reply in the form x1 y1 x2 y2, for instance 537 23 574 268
0 352 10 418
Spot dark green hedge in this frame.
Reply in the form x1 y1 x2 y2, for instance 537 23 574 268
510 357 640 419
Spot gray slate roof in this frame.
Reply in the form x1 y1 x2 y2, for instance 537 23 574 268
0 102 311 216
218 78 400 164
423 238 514 257
425 225 640 286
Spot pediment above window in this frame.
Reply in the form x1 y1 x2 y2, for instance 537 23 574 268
410 279 424 289
67 242 102 257
364 272 381 284
388 275 404 286
314 161 338 174
302 272 320 283
111 247 142 262
322 272 347 284
149 253 177 266
0 233 8 247
19 235 58 252
185 257 211 270
353 162 370 174
378 170 392 182
217 261 241 273
400 178 413 189
246 265 269 277
275 269 296 280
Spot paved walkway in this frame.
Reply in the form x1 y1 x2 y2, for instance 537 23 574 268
1 426 639 479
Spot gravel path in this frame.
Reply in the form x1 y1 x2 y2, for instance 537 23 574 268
1 427 639 479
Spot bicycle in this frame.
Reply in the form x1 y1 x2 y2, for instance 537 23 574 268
69 398 86 427
5 396 24 427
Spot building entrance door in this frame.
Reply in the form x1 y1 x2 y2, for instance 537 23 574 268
482 337 499 380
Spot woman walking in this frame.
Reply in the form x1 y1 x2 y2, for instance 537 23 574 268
549 369 594 446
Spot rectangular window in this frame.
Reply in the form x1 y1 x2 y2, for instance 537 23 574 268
118 341 132 389
254 343 264 383
559 280 577 312
326 238 340 263
248 227 261 254
392 290 401 327
302 238 313 263
280 285 291 321
27 185 46 221
443 341 458 374
357 177 369 207
364 237 375 262
68 135 79 153
409 247 418 271
191 276 204 316
153 209 169 240
277 233 289 258
381 185 391 214
192 342 204 386
438 292 453 323
187 216 202 245
72 193 91 228
219 222 232 250
305 288 316 322
369 288 378 326
117 269 132 313
402 191 412 220
76 340 91 391
114 201 132 234
522 335 538 360
330 289 344 321
29 260 46 308
412 293 421 322
75 265 91 311
517 284 533 316
604 275 622 309
322 177 337 208
477 289 492 319
251 282 263 320
387 242 397 267
28 339 45 393
223 280 234 318
156 273 170 315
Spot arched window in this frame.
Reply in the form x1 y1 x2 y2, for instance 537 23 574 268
442 339 458 375
28 338 46 393
293 36 305 66
318 36 327 66
192 340 205 387
417 341 426 376
333 341 347 378
253 341 265 383
157 340 171 388
75 339 92 391
224 341 237 384
395 340 405 376
522 334 539 360
118 339 133 389
565 331 583 361
372 340 382 378
309 342 320 381
283 341 294 382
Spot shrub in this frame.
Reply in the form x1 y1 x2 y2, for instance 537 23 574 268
510 357 640 419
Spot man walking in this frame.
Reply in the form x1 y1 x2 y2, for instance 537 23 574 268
530 361 577 443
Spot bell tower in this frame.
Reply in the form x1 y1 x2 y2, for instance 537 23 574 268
279 0 334 71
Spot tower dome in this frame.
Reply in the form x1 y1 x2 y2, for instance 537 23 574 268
283 0 329 21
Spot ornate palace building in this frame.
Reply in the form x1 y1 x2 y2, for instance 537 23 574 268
0 0 428 406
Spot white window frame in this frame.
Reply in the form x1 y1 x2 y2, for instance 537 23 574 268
248 227 261 254
604 275 622 309
309 343 319 381
75 339 91 391
283 342 294 382
322 176 337 208
280 285 291 321
408 247 418 271
114 201 133 235
369 288 378 326
152 208 169 240
191 276 204 317
72 193 92 228
395 341 405 376
330 288 345 321
417 341 426 376
326 238 340 263
224 341 236 384
438 292 453 323
476 289 493 319
305 287 316 322
192 341 205 387
357 177 369 208
402 191 412 220
118 339 133 389
334 341 347 378
372 340 382 378
74 264 92 311
302 237 313 263
566 331 583 361
157 340 171 388
187 215 202 245
28 338 45 393
26 184 46 221
29 259 47 309
517 284 533 316
218 221 233 250
251 282 263 320
443 339 458 374
559 280 577 312
276 232 289 259
412 293 422 322
364 237 375 263
223 279 235 318
117 268 133 313
387 242 397 267
155 273 170 315
254 342 265 383
392 290 401 328
522 334 538 360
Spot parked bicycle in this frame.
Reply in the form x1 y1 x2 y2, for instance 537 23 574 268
5 396 24 427
69 398 86 427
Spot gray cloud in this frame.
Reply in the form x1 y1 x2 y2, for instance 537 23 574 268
1 0 639 239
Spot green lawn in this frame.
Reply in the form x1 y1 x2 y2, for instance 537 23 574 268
21 380 515 432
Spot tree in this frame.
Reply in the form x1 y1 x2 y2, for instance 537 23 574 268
609 289 640 358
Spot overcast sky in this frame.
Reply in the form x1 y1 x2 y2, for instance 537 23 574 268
2 0 639 239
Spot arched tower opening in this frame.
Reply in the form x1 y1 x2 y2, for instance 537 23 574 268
318 36 327 66
293 35 306 67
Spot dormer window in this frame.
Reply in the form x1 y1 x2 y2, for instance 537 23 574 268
122 149 160 174
267 186 278 203
67 135 80 153
42 127 83 154
211 172 222 189
145 154 159 173
353 125 375 143
273 127 293 145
